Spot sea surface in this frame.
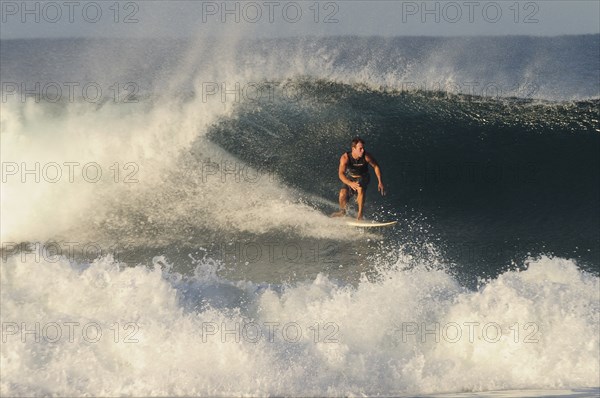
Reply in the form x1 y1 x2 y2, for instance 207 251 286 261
1 35 599 396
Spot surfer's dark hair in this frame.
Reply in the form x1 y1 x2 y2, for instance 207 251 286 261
351 137 365 148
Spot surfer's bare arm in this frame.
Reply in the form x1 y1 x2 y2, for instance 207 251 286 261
366 153 385 195
339 153 360 191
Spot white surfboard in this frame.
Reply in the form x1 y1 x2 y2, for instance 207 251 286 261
345 219 397 228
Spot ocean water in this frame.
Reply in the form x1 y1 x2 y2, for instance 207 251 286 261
1 35 599 396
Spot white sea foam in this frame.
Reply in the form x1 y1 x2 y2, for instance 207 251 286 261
0 93 354 245
1 254 597 396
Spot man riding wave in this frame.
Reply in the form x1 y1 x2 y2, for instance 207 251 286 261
331 137 385 220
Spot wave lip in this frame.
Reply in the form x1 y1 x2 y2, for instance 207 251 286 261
2 35 599 101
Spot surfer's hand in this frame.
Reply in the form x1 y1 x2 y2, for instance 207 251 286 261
378 182 385 196
349 181 360 191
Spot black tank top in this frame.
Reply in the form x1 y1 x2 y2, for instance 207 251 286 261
346 151 368 177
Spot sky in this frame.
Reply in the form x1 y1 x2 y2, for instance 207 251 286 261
0 0 599 39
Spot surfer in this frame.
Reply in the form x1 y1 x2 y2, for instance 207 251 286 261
331 137 385 220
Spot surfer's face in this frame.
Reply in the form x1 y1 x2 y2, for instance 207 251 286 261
352 143 365 158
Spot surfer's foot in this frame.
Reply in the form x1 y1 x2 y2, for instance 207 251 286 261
356 213 363 220
330 210 346 218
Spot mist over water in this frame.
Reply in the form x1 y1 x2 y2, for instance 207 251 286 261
1 32 599 396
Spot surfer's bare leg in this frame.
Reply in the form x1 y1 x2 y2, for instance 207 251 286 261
331 188 348 217
356 187 365 220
